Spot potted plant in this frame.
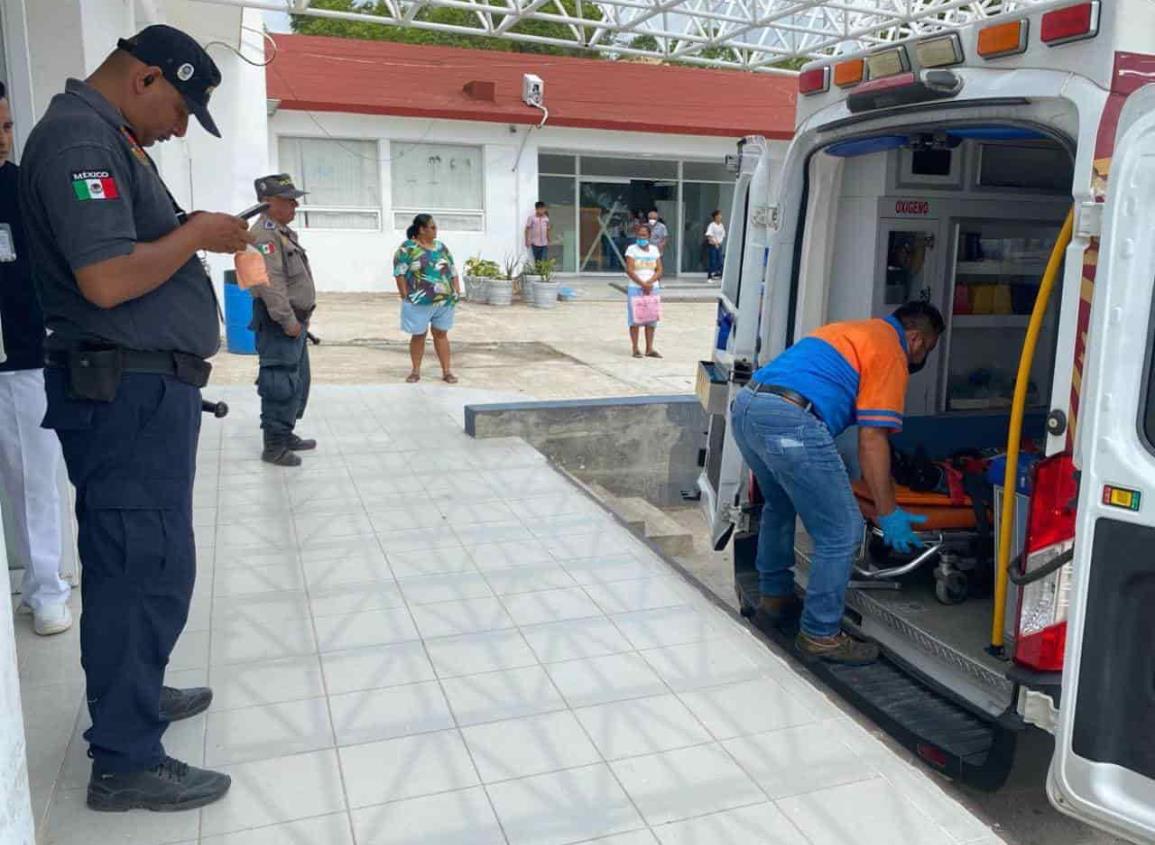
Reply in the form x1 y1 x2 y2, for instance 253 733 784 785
528 258 560 309
487 253 520 306
463 256 500 302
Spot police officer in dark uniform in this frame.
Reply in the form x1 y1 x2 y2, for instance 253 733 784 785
249 174 317 467
19 25 250 812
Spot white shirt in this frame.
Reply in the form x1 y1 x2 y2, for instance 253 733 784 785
706 221 726 245
626 243 661 284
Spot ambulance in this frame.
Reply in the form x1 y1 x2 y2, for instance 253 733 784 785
696 2 1155 841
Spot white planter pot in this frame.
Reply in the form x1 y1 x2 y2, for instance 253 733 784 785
530 280 561 309
464 275 489 302
487 279 514 306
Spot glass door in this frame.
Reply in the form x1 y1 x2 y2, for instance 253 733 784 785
579 179 632 273
874 218 945 416
943 219 1063 413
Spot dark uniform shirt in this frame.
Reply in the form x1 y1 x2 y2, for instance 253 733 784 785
18 79 220 359
0 161 47 371
249 213 316 334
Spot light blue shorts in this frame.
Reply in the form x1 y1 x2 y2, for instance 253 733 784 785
401 300 456 335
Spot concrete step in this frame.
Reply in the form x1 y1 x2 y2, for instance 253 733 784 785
601 494 695 558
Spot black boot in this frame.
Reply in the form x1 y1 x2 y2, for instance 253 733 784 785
262 434 302 467
286 433 317 451
159 686 213 722
87 756 231 812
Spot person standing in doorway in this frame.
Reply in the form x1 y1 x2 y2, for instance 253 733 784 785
20 24 248 812
524 201 551 263
625 223 662 359
706 210 725 281
395 214 462 384
249 173 318 468
0 82 73 636
647 210 669 255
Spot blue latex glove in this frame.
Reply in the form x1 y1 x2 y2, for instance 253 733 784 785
877 508 928 555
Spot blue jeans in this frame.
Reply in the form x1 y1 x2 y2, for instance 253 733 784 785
707 244 723 277
730 389 864 637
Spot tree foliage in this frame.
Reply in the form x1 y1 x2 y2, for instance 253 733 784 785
292 0 596 55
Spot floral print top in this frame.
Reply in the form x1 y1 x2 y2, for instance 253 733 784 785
393 239 459 305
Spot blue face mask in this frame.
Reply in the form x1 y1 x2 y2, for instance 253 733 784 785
636 238 650 247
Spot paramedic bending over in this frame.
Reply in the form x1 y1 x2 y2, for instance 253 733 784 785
730 301 944 665
625 223 662 358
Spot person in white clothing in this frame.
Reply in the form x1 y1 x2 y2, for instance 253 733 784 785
706 210 726 280
0 84 71 636
625 223 663 359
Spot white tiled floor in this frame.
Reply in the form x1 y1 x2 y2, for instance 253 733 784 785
17 385 1004 844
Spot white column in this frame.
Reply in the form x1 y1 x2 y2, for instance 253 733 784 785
156 5 270 303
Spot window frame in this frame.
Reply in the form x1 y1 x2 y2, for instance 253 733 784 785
276 135 384 232
390 141 486 232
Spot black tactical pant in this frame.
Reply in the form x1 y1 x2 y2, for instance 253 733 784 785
253 303 311 440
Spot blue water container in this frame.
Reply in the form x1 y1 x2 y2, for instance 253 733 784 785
223 270 257 355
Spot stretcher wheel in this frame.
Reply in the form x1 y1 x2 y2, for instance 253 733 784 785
935 570 968 605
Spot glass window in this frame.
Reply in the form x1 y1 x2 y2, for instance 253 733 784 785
581 156 677 180
538 176 577 272
278 137 381 229
682 161 732 181
682 182 734 274
539 153 575 174
392 142 484 212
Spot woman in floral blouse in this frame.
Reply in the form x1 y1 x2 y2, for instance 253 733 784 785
394 214 463 383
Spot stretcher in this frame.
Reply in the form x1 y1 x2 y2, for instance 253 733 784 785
850 479 987 605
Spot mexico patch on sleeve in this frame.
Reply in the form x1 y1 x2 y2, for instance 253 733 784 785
71 171 119 201
257 242 276 256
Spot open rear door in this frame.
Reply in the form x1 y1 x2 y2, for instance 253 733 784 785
1047 86 1155 844
699 137 781 548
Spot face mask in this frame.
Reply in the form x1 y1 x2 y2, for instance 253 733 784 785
636 239 650 247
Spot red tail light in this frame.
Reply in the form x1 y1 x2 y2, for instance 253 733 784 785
1014 453 1078 671
1040 2 1100 46
798 66 829 96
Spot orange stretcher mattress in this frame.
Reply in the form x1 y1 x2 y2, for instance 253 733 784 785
852 479 979 531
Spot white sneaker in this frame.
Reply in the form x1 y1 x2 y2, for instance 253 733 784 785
33 603 73 636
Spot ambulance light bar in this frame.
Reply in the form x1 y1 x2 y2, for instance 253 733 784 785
847 69 962 114
865 46 909 80
914 33 964 69
1040 2 1100 45
798 66 829 96
977 19 1029 58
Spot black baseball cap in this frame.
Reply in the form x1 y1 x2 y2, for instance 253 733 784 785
117 25 222 137
255 173 307 200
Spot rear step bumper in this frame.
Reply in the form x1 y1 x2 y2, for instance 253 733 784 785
735 561 1017 791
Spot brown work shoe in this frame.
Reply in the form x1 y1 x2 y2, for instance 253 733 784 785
753 594 802 629
795 631 880 666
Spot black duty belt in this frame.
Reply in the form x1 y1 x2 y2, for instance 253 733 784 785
748 383 820 418
46 348 211 388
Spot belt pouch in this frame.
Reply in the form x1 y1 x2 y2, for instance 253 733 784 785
174 353 211 388
67 347 122 402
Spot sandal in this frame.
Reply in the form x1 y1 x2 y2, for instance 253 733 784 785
442 372 459 384
632 350 643 359
405 371 421 383
645 350 663 358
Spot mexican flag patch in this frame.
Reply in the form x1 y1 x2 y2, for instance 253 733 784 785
257 242 276 256
72 171 119 201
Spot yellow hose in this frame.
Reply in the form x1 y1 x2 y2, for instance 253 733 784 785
990 207 1074 651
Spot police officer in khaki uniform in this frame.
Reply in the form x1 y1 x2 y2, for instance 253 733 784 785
249 174 316 466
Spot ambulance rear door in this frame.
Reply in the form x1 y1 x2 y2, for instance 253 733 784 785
700 137 782 547
1047 83 1155 845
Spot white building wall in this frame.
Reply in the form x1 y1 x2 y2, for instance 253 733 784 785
267 109 756 292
